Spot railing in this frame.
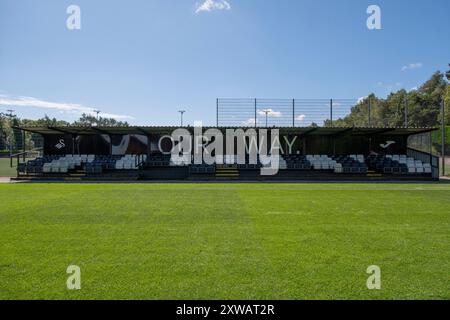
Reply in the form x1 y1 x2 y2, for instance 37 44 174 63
217 98 362 127
9 148 43 168
216 97 419 128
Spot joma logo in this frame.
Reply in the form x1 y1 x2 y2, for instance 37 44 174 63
380 141 396 149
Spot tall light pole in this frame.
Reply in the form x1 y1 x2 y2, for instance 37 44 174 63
178 110 186 127
93 110 101 121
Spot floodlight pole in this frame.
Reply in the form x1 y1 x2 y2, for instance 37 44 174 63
93 110 101 126
178 110 186 127
6 109 15 118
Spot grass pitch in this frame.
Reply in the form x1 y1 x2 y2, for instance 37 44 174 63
0 183 449 300
0 158 17 177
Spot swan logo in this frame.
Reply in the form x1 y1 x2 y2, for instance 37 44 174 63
55 139 66 150
380 141 396 149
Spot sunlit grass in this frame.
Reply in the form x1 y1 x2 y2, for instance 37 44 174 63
0 183 449 300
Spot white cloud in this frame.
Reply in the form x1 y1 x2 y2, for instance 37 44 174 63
258 109 282 118
376 82 402 91
401 63 423 71
0 94 134 120
357 96 368 104
295 114 306 121
195 0 231 14
243 118 256 126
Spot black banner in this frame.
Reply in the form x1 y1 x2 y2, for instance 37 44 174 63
0 300 446 319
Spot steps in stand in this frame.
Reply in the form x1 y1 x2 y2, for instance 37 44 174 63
366 170 382 177
216 165 239 180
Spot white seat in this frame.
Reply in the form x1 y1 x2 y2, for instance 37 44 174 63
115 161 124 170
259 156 271 166
123 161 132 170
68 162 75 170
416 167 424 173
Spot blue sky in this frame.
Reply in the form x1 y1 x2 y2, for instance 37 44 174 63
0 0 449 126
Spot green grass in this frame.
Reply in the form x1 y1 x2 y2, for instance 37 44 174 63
439 162 450 177
0 183 449 300
0 158 17 177
0 157 35 177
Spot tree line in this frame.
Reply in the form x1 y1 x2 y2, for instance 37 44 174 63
324 71 449 128
0 113 129 152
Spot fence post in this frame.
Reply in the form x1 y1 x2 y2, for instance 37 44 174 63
254 98 257 128
442 99 446 177
216 98 219 127
330 99 333 127
22 132 26 162
9 140 12 168
368 97 372 127
292 99 295 128
404 96 408 127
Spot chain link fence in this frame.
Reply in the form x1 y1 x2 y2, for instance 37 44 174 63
432 126 449 177
216 97 441 128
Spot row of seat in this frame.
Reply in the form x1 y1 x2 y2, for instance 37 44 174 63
332 155 368 174
42 154 98 173
367 154 432 174
114 155 147 170
21 153 434 176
